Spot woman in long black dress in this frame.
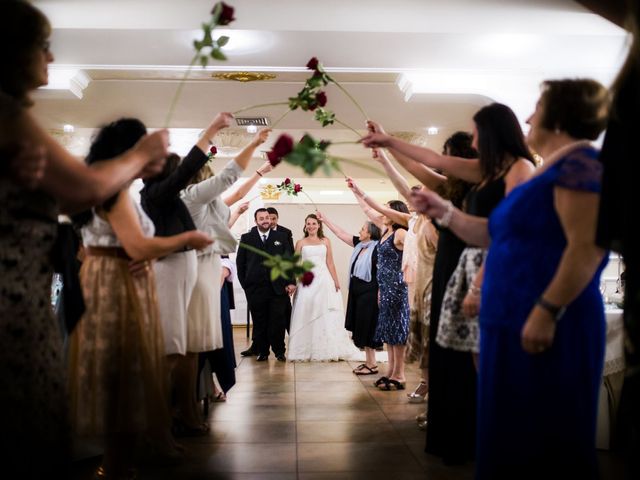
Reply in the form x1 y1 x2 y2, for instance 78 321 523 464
317 212 382 374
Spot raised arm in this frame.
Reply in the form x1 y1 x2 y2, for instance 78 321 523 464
362 131 482 184
324 237 341 291
224 160 273 206
316 210 355 247
345 178 384 229
411 189 490 247
367 121 447 192
348 177 410 228
372 148 412 200
228 201 249 228
106 193 212 261
20 111 169 213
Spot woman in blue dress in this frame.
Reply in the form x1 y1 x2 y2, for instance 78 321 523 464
411 78 610 479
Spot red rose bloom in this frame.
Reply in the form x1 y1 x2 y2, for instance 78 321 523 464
301 271 314 286
294 184 302 193
209 145 218 156
213 2 235 25
316 91 327 107
284 178 291 185
306 57 319 71
267 134 294 166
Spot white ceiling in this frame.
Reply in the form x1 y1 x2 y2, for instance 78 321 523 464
33 0 628 185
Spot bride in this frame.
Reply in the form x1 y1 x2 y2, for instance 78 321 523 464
288 214 361 361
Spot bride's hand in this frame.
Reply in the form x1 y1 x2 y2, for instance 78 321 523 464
334 279 340 291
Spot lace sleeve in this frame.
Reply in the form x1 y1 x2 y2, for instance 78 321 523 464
555 149 603 193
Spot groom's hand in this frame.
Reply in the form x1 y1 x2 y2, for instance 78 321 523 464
286 285 296 295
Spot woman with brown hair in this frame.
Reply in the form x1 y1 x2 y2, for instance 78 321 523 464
287 214 361 361
0 2 168 475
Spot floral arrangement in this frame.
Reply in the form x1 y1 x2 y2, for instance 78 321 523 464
277 177 303 196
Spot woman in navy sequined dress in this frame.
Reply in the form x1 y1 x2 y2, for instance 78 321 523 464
411 79 610 480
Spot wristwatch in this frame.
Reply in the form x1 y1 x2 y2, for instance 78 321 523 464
536 296 566 321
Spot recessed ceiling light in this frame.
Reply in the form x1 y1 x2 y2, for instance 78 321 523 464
427 127 439 136
63 124 75 133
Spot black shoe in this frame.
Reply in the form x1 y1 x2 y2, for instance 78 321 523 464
256 355 269 362
241 348 256 357
276 355 286 362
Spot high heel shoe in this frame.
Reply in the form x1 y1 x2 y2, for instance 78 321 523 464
407 381 428 403
94 465 138 479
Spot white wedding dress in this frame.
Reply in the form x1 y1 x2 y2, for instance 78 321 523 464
287 244 362 361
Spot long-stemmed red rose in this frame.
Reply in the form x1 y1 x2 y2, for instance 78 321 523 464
164 1 235 127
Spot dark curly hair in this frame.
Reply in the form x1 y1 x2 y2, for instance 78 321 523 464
73 118 147 226
387 200 409 231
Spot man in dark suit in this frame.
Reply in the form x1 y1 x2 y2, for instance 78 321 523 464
241 207 295 357
237 208 295 362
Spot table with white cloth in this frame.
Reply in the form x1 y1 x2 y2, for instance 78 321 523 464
596 305 625 450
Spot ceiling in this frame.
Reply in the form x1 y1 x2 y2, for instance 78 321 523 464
32 0 628 189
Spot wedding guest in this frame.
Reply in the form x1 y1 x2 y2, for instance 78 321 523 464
411 78 610 479
181 129 271 415
69 119 212 479
317 212 382 374
576 2 640 473
363 105 535 463
349 185 410 391
140 112 232 435
0 2 168 475
365 149 439 404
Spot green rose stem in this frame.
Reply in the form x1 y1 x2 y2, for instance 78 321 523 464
164 53 199 127
334 118 362 138
233 102 289 115
238 241 272 260
300 190 318 208
329 156 385 176
270 109 292 128
326 76 369 120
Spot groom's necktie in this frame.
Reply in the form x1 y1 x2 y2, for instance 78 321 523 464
262 234 267 244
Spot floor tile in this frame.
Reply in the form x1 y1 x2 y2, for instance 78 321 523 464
297 421 402 443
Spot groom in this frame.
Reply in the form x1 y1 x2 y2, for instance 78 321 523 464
237 208 295 362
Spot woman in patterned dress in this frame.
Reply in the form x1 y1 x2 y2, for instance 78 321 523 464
0 2 168 476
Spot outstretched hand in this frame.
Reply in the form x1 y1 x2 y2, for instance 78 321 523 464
345 177 364 197
366 120 386 134
410 190 449 219
360 132 392 149
135 130 170 178
252 128 272 146
210 112 234 131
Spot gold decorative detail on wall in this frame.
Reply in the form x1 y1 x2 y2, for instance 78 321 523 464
212 72 277 82
259 184 281 201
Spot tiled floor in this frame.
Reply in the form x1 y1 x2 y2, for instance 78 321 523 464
70 328 625 479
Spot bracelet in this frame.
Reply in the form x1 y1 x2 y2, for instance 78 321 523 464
468 284 481 296
256 170 263 177
536 296 566 321
435 200 454 228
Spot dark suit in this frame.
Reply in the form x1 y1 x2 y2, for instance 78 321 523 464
250 224 295 333
237 228 294 357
